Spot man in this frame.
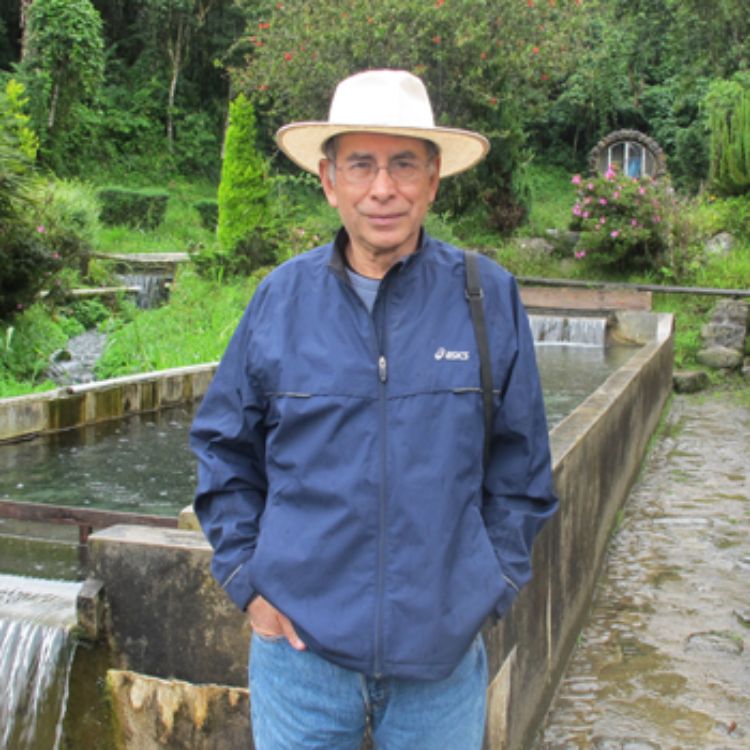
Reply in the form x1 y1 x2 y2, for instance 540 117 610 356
191 69 558 749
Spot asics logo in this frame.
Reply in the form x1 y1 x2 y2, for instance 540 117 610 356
434 347 470 361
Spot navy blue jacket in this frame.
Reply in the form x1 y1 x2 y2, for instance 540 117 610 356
190 230 558 680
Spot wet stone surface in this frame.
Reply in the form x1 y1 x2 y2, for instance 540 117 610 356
537 390 750 750
45 329 107 385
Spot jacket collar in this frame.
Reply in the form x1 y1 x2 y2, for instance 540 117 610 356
327 227 428 278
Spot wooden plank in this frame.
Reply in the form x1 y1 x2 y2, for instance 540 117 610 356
520 285 652 311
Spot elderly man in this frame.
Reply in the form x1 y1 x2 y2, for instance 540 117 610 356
190 69 557 749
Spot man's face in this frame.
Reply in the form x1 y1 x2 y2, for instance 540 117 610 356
319 133 440 266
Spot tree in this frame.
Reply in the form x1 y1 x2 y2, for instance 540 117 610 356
142 0 217 150
706 72 750 196
18 0 104 153
214 93 277 272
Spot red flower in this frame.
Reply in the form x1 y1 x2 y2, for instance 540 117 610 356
541 73 549 81
480 51 487 60
258 84 269 91
284 52 293 61
435 0 446 6
532 46 540 54
433 35 441 44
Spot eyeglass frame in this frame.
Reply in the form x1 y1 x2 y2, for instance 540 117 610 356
331 155 437 186
323 136 440 187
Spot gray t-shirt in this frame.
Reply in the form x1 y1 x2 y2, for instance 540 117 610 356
346 268 381 314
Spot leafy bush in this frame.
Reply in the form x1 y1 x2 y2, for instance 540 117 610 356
98 187 170 230
706 72 750 196
569 166 677 272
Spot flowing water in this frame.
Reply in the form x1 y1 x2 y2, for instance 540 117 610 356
116 271 169 309
0 574 81 749
536 392 750 750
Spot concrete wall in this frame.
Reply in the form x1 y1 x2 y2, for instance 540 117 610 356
483 311 674 749
0 363 216 443
82 311 673 749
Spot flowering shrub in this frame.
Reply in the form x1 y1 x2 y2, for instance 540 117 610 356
569 166 676 271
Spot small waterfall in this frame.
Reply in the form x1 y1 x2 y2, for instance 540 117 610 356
117 271 169 309
0 575 81 750
529 315 608 347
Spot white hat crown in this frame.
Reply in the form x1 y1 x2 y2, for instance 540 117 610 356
328 71 436 130
276 69 489 178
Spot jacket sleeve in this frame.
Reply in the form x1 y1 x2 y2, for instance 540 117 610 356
189 301 268 612
481 276 559 619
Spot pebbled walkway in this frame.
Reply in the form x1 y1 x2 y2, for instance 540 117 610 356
537 389 750 750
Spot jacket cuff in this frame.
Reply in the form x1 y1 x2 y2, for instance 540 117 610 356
222 559 257 612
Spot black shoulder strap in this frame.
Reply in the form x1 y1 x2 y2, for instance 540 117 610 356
464 250 493 472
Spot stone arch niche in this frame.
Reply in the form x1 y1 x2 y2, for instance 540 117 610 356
588 129 667 179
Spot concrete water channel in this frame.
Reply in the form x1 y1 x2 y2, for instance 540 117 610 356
536 390 750 750
0 298 674 749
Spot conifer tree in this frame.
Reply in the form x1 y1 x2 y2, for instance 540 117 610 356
707 73 750 196
216 94 277 272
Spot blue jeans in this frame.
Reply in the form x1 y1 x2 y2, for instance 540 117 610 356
249 633 488 749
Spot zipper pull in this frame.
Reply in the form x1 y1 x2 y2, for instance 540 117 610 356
378 355 388 383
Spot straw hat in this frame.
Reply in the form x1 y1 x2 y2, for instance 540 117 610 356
276 69 489 178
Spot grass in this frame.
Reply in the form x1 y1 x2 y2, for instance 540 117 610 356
94 266 262 378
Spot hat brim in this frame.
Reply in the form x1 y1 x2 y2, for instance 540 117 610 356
276 123 489 178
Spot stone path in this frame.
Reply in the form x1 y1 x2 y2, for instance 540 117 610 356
536 389 750 750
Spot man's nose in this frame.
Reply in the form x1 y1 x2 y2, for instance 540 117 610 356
368 164 398 195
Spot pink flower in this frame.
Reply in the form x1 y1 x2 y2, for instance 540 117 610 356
613 191 620 200
575 250 587 260
638 187 646 196
572 204 582 216
582 211 590 219
587 182 594 191
653 215 661 223
51 252 61 260
631 219 638 227
599 217 606 225
610 230 619 238
583 196 592 205
605 167 616 181
599 198 608 206
36 225 46 234
571 174 582 185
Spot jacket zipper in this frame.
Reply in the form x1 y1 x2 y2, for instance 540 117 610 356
335 259 392 677
372 277 390 678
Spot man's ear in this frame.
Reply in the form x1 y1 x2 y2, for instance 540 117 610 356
318 159 338 208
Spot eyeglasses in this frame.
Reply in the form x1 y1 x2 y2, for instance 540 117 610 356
334 157 433 186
